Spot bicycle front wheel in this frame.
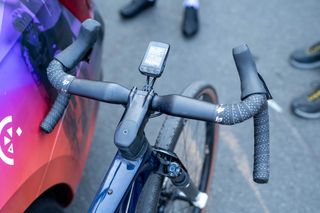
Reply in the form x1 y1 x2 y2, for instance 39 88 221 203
137 81 219 213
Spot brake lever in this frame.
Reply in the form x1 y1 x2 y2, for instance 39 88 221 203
40 19 101 133
232 44 270 183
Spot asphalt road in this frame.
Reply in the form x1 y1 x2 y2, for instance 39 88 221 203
67 0 320 212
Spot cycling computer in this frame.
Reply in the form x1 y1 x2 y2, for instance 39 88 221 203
139 41 170 78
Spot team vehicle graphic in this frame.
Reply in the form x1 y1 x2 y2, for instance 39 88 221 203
0 0 103 212
0 116 22 166
0 115 22 166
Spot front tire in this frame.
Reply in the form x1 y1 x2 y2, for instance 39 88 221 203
137 81 219 213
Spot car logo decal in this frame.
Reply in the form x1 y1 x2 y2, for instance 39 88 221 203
0 116 22 166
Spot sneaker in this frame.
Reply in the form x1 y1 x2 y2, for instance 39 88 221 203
291 83 320 119
182 7 199 38
289 41 320 69
119 0 156 19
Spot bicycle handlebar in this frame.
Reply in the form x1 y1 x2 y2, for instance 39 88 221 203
40 19 101 133
233 45 271 183
41 19 271 184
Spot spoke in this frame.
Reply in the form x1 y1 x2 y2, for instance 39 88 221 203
159 93 215 213
176 204 193 212
172 194 192 203
194 121 201 185
182 122 189 168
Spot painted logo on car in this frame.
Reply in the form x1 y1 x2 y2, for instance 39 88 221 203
0 116 22 166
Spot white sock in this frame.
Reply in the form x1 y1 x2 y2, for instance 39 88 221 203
183 0 199 9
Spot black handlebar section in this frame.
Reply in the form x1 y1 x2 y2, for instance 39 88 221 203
253 102 270 183
41 27 271 185
151 95 218 121
211 94 270 183
233 44 270 183
40 93 71 133
233 44 270 100
213 94 266 125
55 19 101 69
40 59 75 133
68 79 130 105
40 19 101 133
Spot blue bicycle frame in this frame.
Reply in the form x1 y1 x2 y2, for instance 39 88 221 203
89 141 158 212
87 85 206 213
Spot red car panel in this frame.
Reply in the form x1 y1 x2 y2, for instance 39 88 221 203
0 0 102 211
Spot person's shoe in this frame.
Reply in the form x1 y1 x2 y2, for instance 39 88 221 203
291 83 320 119
119 0 156 19
182 7 199 38
289 41 320 69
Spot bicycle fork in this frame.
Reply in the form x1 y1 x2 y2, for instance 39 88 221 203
154 148 208 209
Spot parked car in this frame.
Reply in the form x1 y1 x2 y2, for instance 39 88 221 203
0 0 104 212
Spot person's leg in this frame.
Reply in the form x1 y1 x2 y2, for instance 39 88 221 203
182 0 200 37
289 42 320 119
291 82 320 119
289 41 320 69
119 0 156 19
